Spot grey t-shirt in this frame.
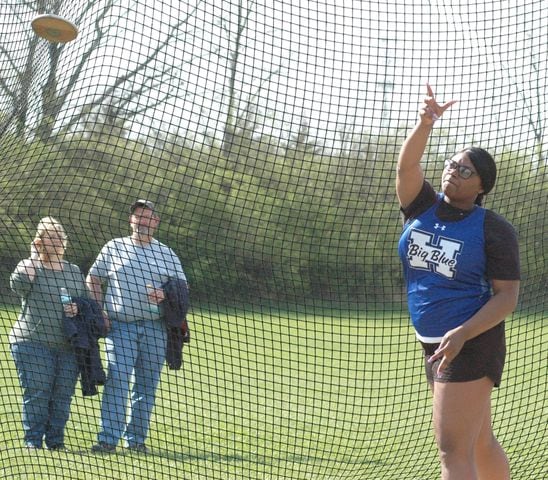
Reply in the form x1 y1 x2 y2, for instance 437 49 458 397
88 237 186 322
10 261 87 349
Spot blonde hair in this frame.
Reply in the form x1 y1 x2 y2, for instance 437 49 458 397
32 217 68 258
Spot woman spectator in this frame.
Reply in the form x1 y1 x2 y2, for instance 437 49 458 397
10 217 86 450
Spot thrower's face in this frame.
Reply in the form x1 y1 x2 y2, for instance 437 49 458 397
441 152 483 209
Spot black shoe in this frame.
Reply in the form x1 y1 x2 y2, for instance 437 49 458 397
47 444 66 451
91 442 116 453
126 444 149 454
25 443 42 450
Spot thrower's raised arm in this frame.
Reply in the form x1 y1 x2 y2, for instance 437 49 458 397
396 84 456 208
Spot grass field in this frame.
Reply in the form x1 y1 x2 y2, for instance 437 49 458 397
0 305 546 479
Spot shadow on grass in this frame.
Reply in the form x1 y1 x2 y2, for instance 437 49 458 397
0 442 385 468
78 446 386 467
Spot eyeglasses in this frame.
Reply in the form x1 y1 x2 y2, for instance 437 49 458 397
444 160 477 179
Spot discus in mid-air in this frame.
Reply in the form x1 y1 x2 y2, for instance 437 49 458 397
31 14 78 43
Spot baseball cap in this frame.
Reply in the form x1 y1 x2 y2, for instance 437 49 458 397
130 199 155 214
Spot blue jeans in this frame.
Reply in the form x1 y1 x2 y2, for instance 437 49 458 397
11 342 79 448
97 319 166 447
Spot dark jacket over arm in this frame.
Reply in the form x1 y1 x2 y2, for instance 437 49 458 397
63 297 108 396
161 277 190 370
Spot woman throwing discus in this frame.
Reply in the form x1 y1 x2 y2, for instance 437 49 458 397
396 84 520 480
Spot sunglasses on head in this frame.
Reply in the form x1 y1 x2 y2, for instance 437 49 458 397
444 160 477 179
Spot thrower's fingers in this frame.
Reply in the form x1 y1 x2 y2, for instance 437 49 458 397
428 350 441 363
428 341 447 363
440 99 457 113
436 356 449 376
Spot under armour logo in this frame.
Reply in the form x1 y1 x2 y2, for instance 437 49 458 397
434 223 446 231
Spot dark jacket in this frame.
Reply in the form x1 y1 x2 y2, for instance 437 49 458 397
63 297 108 396
161 277 190 370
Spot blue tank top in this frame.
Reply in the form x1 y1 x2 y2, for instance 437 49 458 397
398 194 491 341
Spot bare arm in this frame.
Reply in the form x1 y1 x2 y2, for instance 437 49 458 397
85 274 104 303
397 84 456 208
430 278 520 374
397 122 432 208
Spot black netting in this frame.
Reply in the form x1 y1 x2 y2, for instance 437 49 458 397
0 1 546 479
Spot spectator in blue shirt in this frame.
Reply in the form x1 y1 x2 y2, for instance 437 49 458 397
87 200 187 454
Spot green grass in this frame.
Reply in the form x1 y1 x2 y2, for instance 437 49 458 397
0 305 546 479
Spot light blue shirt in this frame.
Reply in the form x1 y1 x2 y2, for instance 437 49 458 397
89 237 186 322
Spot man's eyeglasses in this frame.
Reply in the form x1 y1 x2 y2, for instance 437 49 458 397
444 160 477 179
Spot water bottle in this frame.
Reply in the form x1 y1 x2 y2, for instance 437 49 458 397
60 287 72 305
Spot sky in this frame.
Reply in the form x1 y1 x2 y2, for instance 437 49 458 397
1 0 546 156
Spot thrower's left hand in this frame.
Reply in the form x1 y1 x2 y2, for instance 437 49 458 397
428 327 467 375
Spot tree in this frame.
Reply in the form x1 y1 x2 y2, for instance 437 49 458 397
218 0 281 162
283 118 322 165
498 31 546 168
0 0 205 142
1 0 106 140
77 95 132 141
521 38 546 167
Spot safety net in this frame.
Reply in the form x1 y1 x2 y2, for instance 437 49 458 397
0 1 546 479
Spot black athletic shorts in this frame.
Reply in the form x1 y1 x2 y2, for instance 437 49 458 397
421 322 506 387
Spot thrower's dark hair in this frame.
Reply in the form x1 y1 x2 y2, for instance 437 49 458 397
458 147 497 205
